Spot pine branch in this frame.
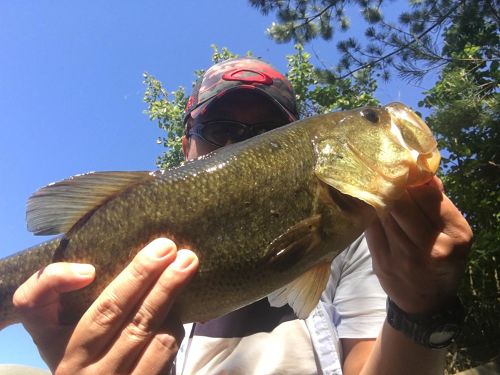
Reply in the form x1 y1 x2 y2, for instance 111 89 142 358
337 1 462 80
296 3 336 26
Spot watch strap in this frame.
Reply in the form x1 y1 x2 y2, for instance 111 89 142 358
386 296 465 349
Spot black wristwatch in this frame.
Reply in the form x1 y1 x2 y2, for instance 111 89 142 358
386 296 465 349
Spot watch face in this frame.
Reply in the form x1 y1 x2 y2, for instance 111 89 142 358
429 324 458 347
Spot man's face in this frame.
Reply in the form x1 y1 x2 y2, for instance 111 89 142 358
183 90 292 160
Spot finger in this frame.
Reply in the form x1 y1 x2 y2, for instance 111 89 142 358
13 263 95 371
420 195 472 261
65 238 177 362
366 213 418 275
406 178 445 228
365 216 388 254
381 210 426 262
427 175 445 192
389 189 437 251
131 321 185 375
367 215 435 313
106 250 198 372
365 216 391 277
408 180 472 246
14 262 95 325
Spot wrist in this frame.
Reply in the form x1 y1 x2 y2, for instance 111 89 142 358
386 296 465 349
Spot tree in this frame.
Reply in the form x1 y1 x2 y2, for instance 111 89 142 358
142 75 187 169
249 0 499 81
249 0 499 371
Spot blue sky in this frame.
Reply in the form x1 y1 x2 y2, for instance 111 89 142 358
0 1 436 369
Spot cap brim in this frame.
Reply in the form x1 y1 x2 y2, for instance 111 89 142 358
189 85 297 123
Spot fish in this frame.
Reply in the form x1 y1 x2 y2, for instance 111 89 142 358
0 102 440 328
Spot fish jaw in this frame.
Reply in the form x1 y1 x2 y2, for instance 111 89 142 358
386 102 441 186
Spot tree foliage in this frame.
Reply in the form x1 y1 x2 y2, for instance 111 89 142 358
288 44 379 117
249 0 499 82
143 75 187 169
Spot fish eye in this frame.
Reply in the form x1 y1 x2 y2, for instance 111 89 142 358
361 109 379 124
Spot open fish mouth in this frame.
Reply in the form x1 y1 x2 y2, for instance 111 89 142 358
386 103 441 186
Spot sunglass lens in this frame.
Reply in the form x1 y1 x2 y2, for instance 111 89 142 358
203 123 247 146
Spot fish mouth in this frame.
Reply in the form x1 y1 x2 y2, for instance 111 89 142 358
386 103 441 186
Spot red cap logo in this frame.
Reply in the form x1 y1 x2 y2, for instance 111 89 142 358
222 69 273 85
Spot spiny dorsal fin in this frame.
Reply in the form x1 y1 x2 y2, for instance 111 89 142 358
268 262 331 319
27 171 155 235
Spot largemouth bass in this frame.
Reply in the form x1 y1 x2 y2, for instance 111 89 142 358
0 102 440 328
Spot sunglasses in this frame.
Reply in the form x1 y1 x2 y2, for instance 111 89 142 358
186 120 287 147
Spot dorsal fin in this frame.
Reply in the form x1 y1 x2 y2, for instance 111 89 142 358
27 171 155 235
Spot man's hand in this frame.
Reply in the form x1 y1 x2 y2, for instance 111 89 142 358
13 238 198 374
341 177 472 375
366 176 473 314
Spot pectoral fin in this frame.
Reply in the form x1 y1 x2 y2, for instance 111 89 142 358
261 214 329 318
268 261 331 319
262 214 322 271
27 171 155 235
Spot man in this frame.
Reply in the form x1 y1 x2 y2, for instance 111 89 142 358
13 57 472 374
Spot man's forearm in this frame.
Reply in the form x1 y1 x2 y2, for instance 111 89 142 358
360 320 446 375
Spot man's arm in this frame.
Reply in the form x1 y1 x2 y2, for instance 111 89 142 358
342 325 448 375
342 177 472 375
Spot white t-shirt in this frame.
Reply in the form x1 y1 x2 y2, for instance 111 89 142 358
176 235 387 375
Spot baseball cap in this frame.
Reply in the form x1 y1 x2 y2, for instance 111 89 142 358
183 57 298 127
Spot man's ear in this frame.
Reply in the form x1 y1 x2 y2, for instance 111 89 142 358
181 135 189 160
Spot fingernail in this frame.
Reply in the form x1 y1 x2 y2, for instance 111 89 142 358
171 250 195 270
71 264 95 276
146 239 174 259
